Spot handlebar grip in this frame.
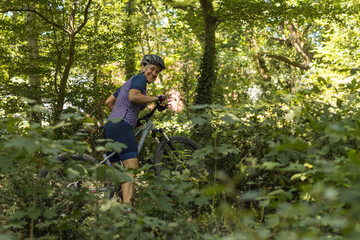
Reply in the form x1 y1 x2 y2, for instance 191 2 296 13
157 95 166 103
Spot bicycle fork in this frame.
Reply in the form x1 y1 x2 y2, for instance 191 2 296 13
152 128 170 144
155 130 186 168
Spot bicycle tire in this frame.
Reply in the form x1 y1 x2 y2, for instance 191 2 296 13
154 136 202 176
41 154 123 200
39 154 96 178
38 154 99 206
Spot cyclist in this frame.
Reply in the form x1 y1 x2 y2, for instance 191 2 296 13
104 54 166 205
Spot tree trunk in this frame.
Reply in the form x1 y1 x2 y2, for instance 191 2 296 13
194 0 217 105
124 23 137 80
54 32 76 122
251 32 271 82
53 0 92 122
26 9 41 123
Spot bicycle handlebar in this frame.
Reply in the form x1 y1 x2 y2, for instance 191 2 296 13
136 102 168 127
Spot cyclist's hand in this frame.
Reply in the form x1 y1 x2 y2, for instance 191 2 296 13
157 95 166 103
156 95 167 111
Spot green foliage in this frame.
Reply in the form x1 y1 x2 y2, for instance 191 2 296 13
1 0 360 239
187 76 360 239
2 83 360 239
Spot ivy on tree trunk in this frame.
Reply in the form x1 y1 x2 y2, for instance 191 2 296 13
195 0 217 106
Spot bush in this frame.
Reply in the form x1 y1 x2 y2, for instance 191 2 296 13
2 83 360 239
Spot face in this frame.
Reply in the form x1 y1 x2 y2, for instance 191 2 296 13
141 64 161 83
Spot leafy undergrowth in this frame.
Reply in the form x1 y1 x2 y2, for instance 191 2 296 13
1 83 360 239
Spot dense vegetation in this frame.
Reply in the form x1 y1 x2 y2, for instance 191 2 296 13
1 0 360 239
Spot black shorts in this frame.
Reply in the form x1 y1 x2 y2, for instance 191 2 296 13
104 120 138 162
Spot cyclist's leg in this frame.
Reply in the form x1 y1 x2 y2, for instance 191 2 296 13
121 157 139 204
104 120 139 204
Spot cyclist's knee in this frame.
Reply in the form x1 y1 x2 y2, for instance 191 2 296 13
123 158 139 169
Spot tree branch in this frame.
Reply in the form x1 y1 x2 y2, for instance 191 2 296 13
0 9 69 34
162 0 196 11
287 21 312 64
75 0 92 34
265 54 310 70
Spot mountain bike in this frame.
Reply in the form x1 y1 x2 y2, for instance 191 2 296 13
39 103 202 202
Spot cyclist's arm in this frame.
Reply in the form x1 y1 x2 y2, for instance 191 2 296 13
105 87 121 111
105 94 116 111
129 89 158 104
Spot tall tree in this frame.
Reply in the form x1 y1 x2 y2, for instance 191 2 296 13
1 0 93 122
164 0 217 105
26 7 41 122
52 0 92 121
122 0 139 79
195 0 217 105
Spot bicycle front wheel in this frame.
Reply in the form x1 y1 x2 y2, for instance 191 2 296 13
154 136 202 176
39 154 98 207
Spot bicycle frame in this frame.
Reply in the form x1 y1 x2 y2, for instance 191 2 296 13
136 118 170 154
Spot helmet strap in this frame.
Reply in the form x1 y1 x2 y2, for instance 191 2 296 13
139 64 149 74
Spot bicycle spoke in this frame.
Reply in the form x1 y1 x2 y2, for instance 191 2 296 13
154 136 202 176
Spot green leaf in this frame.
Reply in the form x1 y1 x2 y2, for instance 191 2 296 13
26 206 41 219
191 116 208 126
220 113 240 123
67 167 82 178
274 138 309 152
4 137 37 154
262 162 282 170
156 195 172 212
107 167 133 182
20 97 37 104
204 184 225 195
43 208 57 219
217 144 240 155
291 173 307 181
194 195 211 206
105 141 127 153
0 222 26 230
266 214 280 228
0 234 15 240
0 156 14 172
192 146 214 159
143 216 167 229
178 194 193 204
108 117 123 123
347 149 360 165
30 104 49 113
60 113 85 121
325 122 346 142
52 121 71 130
268 189 286 196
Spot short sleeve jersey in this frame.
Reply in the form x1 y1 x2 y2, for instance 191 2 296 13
108 74 147 127
113 87 121 98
